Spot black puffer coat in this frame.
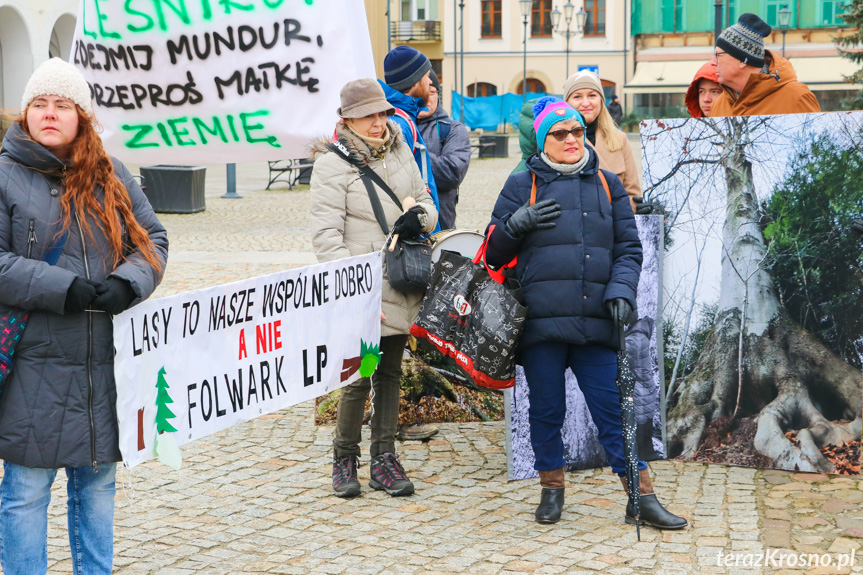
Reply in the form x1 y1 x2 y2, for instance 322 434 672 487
486 150 641 350
0 122 168 469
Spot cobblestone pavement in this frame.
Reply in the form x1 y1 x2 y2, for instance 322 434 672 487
33 138 863 574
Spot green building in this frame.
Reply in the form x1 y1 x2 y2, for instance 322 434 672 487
626 0 857 118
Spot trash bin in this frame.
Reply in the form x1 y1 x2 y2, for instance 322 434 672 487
479 134 509 158
139 165 206 213
296 161 313 185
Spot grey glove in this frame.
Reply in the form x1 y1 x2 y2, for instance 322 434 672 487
505 198 561 238
606 298 633 326
633 196 654 215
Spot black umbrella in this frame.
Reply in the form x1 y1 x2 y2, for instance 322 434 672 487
615 315 641 541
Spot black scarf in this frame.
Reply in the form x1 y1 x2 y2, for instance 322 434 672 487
585 119 598 146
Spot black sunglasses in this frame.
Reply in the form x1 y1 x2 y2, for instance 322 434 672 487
548 127 585 141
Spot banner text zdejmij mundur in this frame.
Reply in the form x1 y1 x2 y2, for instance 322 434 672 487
113 254 382 469
71 0 376 164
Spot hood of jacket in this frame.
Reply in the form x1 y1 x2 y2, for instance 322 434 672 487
378 80 427 120
308 119 402 164
416 103 450 127
685 62 720 118
720 50 801 111
1 121 70 175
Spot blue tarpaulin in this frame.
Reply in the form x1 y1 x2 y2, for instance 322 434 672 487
451 92 557 132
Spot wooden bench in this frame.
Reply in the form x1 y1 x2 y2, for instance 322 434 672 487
266 159 313 190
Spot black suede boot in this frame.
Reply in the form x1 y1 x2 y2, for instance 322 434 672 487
622 469 688 530
535 468 565 524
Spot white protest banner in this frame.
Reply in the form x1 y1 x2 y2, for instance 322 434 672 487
70 0 375 164
113 253 382 469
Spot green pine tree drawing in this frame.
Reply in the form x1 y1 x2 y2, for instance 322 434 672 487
155 366 177 434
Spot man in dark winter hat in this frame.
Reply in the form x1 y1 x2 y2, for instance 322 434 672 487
378 46 443 441
416 70 471 231
709 13 819 116
379 46 441 234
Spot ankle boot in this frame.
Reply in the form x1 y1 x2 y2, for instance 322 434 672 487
621 469 688 530
535 467 565 524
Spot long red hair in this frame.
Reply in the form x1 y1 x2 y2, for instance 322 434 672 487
20 107 164 273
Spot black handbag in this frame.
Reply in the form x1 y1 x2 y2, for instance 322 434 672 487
326 140 432 294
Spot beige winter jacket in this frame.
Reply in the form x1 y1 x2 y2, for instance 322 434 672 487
591 129 642 213
310 121 438 337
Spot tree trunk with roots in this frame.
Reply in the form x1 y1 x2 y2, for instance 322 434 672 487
666 121 863 472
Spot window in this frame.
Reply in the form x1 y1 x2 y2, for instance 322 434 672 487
481 1 502 38
531 0 553 37
819 0 845 26
633 93 686 119
726 0 736 30
811 90 855 111
468 82 498 97
661 0 683 33
517 78 547 94
765 1 794 28
584 0 606 36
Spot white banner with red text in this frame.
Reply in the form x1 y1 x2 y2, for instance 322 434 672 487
113 253 382 469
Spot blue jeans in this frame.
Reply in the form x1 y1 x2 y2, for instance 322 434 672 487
0 461 116 575
521 343 648 475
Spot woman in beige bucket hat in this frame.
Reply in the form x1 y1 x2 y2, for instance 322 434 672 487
309 78 438 499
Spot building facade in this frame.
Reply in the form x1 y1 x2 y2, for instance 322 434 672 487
441 1 634 114
0 0 77 112
628 0 859 118
365 0 446 83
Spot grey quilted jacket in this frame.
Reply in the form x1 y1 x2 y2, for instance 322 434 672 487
0 122 168 469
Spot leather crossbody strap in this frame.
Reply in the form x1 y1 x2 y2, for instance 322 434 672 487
326 140 405 236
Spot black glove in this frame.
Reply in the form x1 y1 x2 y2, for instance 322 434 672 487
505 198 561 238
633 196 654 215
606 298 633 326
64 277 99 315
852 219 863 238
392 206 424 239
91 277 136 315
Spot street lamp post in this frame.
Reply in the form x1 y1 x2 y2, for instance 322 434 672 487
551 3 587 79
714 0 723 41
778 5 791 58
459 0 465 120
520 0 531 105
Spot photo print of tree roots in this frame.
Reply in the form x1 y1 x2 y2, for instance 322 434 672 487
642 113 863 475
506 216 665 480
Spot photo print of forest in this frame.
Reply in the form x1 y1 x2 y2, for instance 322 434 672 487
642 112 863 475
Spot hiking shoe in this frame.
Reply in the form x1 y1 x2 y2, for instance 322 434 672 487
396 423 440 441
369 452 414 496
332 455 361 498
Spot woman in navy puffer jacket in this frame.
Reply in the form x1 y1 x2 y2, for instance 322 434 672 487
486 97 686 531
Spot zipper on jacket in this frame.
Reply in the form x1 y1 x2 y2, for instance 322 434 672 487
381 157 389 186
27 220 37 258
74 210 99 473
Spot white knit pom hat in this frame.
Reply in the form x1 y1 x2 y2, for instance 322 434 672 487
20 58 93 117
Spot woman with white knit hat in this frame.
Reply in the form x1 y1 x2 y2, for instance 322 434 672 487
0 58 167 574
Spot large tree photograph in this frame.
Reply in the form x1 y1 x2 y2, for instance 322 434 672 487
642 113 863 474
